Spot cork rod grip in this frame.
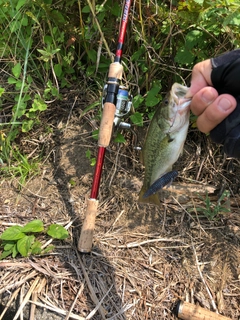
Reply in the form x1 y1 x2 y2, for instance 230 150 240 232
78 198 98 253
98 62 123 147
177 301 231 320
98 102 116 147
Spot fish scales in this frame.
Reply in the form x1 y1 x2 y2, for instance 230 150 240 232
139 83 191 205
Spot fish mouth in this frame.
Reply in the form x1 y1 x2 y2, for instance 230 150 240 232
171 83 192 108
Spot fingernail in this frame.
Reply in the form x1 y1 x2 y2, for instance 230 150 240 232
218 98 232 112
201 90 215 104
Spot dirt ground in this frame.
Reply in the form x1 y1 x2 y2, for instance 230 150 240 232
0 91 240 319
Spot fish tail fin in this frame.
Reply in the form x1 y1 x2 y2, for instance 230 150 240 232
138 187 161 206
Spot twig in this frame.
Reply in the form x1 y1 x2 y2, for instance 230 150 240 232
29 298 85 320
85 0 112 60
64 283 84 320
0 270 38 294
86 284 113 319
76 250 106 319
13 276 40 320
66 96 78 128
101 237 188 249
29 277 47 320
106 210 125 233
0 287 21 320
192 244 218 312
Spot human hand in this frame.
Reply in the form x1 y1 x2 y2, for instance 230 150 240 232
187 49 240 157
187 59 237 134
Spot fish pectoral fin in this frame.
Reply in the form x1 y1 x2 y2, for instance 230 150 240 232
138 187 161 206
167 133 174 143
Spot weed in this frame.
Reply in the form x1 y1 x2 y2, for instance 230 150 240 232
86 149 96 166
0 219 69 260
1 0 240 182
192 190 231 220
0 149 40 187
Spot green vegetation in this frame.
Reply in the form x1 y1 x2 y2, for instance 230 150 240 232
0 0 240 176
191 190 231 220
0 219 69 259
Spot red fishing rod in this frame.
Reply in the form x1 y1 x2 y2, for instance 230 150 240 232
78 0 132 252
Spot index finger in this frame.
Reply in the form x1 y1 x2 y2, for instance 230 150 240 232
186 59 213 98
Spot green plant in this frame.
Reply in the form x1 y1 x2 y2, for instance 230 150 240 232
192 190 231 220
1 0 240 181
0 0 76 156
85 149 96 166
0 149 40 187
0 219 69 259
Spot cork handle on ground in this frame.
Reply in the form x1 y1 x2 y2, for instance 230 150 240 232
78 198 98 252
78 62 123 253
177 301 232 320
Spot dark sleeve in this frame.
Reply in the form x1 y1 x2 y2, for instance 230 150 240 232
209 50 240 157
211 49 240 95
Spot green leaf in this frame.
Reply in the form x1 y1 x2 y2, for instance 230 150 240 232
130 112 143 127
17 235 35 257
0 250 12 260
110 2 121 17
4 242 15 251
145 95 160 107
43 35 53 45
175 47 195 66
8 77 17 84
85 149 91 160
223 10 240 26
145 81 162 107
132 94 144 109
69 178 76 187
31 240 42 255
131 47 145 62
15 80 25 90
1 226 25 241
88 49 97 62
0 87 5 97
12 244 18 258
185 30 204 50
16 0 26 10
92 129 99 140
82 5 90 13
90 158 96 166
22 220 44 233
114 132 126 143
47 224 69 239
51 10 65 24
54 64 62 77
192 0 204 4
22 16 28 26
22 119 34 132
12 63 21 79
42 245 55 254
30 99 47 112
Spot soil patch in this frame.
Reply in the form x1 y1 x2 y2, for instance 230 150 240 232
0 94 240 319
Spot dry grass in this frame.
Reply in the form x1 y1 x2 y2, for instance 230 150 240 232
0 94 240 320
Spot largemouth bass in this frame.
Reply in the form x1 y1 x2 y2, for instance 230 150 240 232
138 83 191 205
